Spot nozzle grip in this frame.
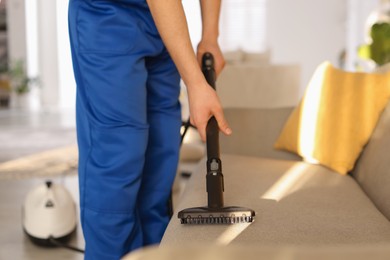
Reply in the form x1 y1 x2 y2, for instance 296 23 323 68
202 52 219 160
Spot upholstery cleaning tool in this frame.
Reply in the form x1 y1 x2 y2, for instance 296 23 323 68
178 53 255 224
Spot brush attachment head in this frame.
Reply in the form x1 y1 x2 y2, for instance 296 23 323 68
177 53 256 226
178 206 255 224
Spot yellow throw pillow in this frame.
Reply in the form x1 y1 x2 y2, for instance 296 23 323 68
274 62 390 174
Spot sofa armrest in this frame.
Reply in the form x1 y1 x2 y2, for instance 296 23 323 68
221 107 301 161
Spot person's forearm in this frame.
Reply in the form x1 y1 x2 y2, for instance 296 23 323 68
146 0 231 140
199 0 222 42
146 0 205 89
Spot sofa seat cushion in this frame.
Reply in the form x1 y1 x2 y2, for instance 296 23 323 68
163 154 390 246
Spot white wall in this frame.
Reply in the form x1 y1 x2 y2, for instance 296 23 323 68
37 0 60 110
25 0 38 78
219 0 268 52
267 0 347 96
57 0 76 110
182 0 201 50
25 0 75 111
183 0 268 52
6 0 26 63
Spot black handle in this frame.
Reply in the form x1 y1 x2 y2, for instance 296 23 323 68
202 52 224 208
202 52 216 90
202 53 219 160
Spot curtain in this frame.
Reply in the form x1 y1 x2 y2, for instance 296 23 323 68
220 0 268 52
183 0 268 53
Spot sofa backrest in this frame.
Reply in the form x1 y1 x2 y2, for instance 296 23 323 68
223 50 271 65
220 107 301 161
217 50 300 109
352 100 390 220
217 64 301 109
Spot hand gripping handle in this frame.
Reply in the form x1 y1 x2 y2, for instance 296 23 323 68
202 53 219 160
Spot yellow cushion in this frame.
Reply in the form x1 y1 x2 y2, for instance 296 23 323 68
274 62 390 174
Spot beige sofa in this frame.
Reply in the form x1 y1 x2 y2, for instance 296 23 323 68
218 50 301 109
124 103 390 259
123 57 390 258
176 50 300 181
127 57 390 260
161 104 390 246
150 55 390 256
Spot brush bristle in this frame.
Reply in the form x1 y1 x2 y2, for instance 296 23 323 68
178 206 255 225
180 215 254 224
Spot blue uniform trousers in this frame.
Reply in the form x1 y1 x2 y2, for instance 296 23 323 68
68 0 181 258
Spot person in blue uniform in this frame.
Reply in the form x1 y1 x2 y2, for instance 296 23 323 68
68 0 232 258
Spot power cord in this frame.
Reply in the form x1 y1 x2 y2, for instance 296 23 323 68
49 236 85 254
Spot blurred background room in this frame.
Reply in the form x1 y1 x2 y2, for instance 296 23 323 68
0 0 387 259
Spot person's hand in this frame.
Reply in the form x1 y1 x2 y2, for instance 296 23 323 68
192 40 229 141
187 47 230 142
196 40 225 76
187 79 232 142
